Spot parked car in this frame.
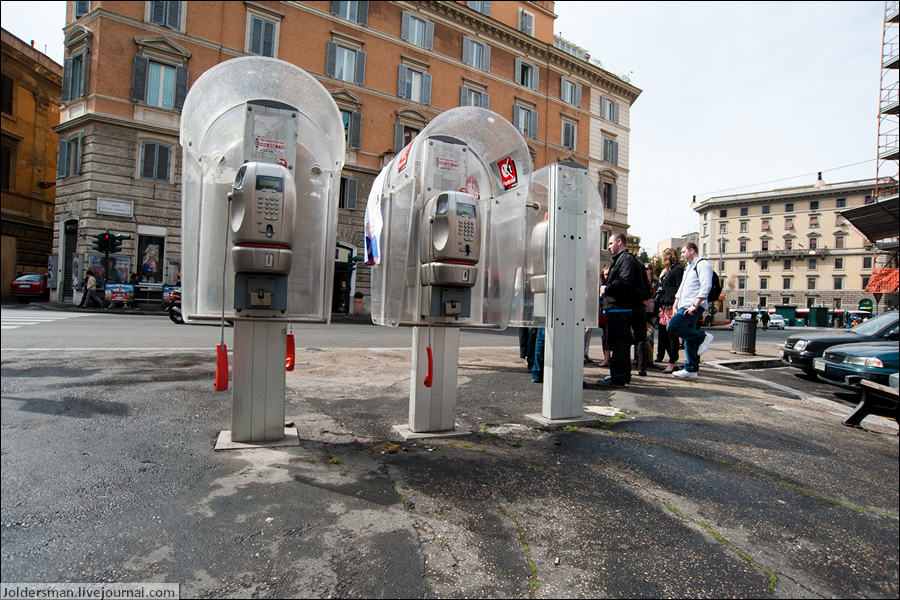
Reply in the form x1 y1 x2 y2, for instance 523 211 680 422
10 273 49 302
765 314 786 330
812 341 899 390
781 311 899 376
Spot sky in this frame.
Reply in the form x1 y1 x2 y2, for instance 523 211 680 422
0 1 889 254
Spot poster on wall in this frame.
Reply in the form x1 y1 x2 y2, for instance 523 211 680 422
88 255 131 283
138 235 165 284
47 255 58 289
71 253 84 290
167 260 181 285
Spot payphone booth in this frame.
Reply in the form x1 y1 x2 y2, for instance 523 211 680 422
510 163 603 422
180 57 345 443
369 107 531 436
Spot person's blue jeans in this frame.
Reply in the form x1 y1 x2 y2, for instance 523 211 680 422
666 307 705 373
531 328 545 382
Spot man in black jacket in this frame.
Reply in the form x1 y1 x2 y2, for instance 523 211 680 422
593 232 643 386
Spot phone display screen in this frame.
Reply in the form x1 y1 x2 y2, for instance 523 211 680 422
256 175 284 192
456 203 475 218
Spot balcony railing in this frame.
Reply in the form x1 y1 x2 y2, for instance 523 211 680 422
751 248 829 259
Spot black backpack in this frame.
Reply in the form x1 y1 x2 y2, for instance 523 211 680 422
696 259 722 303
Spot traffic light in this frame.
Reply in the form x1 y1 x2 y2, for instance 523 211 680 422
91 231 110 253
109 233 131 254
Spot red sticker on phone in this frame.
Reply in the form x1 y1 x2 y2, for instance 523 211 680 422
497 156 517 190
397 142 412 172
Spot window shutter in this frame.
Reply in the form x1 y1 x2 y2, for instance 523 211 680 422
513 105 520 128
480 91 489 109
462 36 470 65
140 143 154 179
354 50 366 85
262 20 275 57
422 72 432 105
250 17 262 55
75 1 89 18
166 1 181 29
346 178 358 210
560 77 567 101
401 11 410 42
397 65 407 97
532 65 539 91
156 144 170 181
357 1 368 25
613 102 619 123
61 57 73 103
73 134 83 175
425 21 434 50
514 58 522 85
575 82 582 107
173 66 188 110
483 45 491 71
57 139 69 178
394 123 404 153
610 183 617 211
529 109 538 138
348 111 362 149
326 41 337 78
329 1 339 16
79 50 90 99
484 1 492 15
460 85 469 106
131 55 149 102
150 1 165 25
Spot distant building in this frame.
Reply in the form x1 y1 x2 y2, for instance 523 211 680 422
1 28 62 298
695 177 889 315
655 233 697 258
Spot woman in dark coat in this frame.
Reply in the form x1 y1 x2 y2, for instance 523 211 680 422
656 247 684 373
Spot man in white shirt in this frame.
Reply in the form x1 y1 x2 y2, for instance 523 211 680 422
666 242 714 379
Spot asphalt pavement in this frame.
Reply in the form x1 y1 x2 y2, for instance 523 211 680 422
1 303 897 598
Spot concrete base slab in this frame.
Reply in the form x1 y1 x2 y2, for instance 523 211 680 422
214 428 300 451
525 413 600 428
584 405 623 417
391 424 471 440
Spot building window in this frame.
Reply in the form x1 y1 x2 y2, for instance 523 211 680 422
466 1 491 16
340 110 362 150
762 205 770 214
739 241 747 252
703 224 708 236
600 180 617 211
759 296 767 307
462 37 490 71
833 298 842 309
248 15 278 57
602 138 618 165
807 277 816 290
718 261 725 271
402 12 434 49
331 1 368 24
460 84 489 108
808 237 817 250
785 238 793 250
784 259 792 270
719 222 727 234
601 229 611 249
864 195 873 205
62 50 89 103
1 74 11 115
149 1 182 30
327 42 366 85
738 260 746 271
782 296 791 305
737 296 745 307
562 120 576 150
740 207 748 216
339 177 357 210
513 105 538 138
785 202 794 212
808 258 817 270
718 240 726 253
719 209 727 218
760 277 768 289
784 217 793 229
139 141 171 182
514 58 539 90
807 297 816 308
740 220 748 232
760 259 768 270
834 236 844 249
862 275 870 288
783 277 791 289
834 257 843 270
130 56 188 110
810 200 819 210
809 215 819 228
761 219 770 232
833 277 843 290
519 8 534 36
397 65 431 104
761 240 769 251
836 214 849 226
600 97 619 123
1 136 15 190
75 1 90 18
863 256 873 269
836 197 846 208
56 134 83 178
560 78 582 106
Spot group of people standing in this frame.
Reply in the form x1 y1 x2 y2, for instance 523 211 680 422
591 233 715 386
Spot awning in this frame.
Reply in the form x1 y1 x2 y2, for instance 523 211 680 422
839 195 899 243
865 267 899 294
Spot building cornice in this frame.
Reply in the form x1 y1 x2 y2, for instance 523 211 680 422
53 111 179 138
695 179 888 213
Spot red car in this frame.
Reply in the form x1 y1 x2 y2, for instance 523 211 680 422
10 273 49 301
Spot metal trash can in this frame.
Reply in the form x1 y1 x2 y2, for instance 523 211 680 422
731 318 757 355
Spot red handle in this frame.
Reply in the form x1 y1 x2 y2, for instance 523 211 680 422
423 345 433 388
285 333 295 371
214 343 229 391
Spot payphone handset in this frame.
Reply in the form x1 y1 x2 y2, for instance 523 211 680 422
419 191 480 288
228 162 296 274
527 217 549 294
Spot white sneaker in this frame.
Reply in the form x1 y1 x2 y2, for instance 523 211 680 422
673 369 698 380
698 332 714 356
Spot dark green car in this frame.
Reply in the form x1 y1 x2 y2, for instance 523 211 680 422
812 341 900 390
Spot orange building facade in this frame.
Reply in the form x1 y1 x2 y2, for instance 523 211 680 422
52 1 640 308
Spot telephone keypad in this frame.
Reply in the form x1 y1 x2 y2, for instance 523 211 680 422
257 193 281 221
